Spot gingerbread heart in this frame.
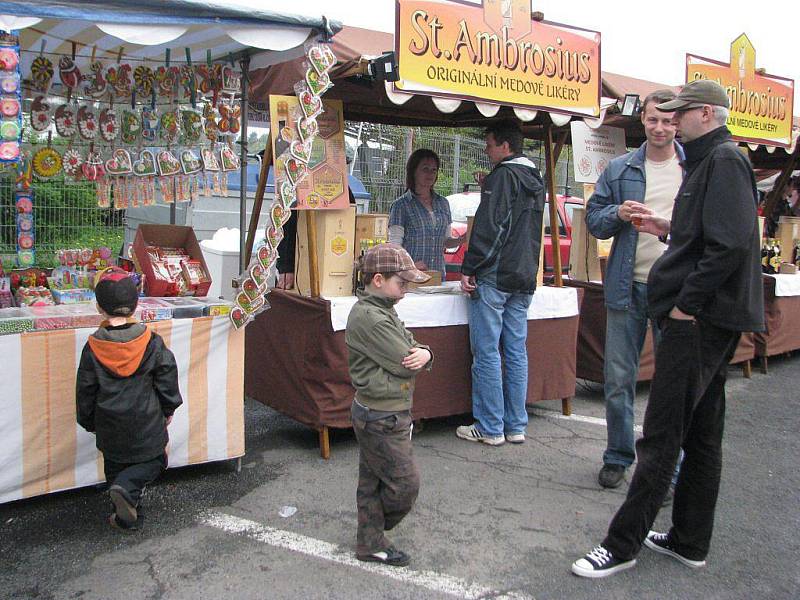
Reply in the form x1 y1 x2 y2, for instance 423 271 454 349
62 148 83 177
31 56 54 92
266 225 284 249
290 140 312 163
229 306 251 329
321 45 337 69
30 96 51 132
201 147 220 171
297 116 319 143
306 67 331 96
271 203 290 230
180 149 202 174
257 244 275 269
235 291 256 313
242 277 266 302
105 148 132 175
99 108 119 142
278 180 296 208
55 104 76 138
220 146 240 172
157 150 181 176
298 90 323 118
132 149 156 177
77 105 98 140
283 156 308 185
81 151 105 181
307 46 327 75
250 263 269 287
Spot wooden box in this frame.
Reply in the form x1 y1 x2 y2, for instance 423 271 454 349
777 216 800 263
569 205 602 282
295 207 357 297
355 213 389 250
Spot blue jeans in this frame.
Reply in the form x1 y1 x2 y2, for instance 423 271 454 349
603 282 659 468
468 281 533 437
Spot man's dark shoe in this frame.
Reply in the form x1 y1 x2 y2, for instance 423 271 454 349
356 546 410 567
109 485 137 526
598 464 626 489
644 531 706 568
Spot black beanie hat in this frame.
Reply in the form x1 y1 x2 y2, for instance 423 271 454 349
94 267 138 316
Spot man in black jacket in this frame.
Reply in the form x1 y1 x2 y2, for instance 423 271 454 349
77 268 183 530
573 80 764 578
456 119 544 446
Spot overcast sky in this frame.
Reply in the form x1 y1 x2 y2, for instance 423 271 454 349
249 0 799 113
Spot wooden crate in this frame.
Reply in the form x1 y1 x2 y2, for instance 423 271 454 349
295 207 357 297
355 213 389 250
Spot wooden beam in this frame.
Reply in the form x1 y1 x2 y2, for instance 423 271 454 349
306 210 321 297
243 142 272 269
545 124 563 285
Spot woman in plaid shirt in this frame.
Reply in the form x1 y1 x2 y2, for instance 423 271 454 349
388 149 466 277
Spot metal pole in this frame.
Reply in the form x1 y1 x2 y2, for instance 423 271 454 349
545 124 563 285
350 121 363 175
238 57 250 275
452 134 461 194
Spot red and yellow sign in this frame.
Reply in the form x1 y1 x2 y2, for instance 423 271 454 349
687 34 794 147
395 0 601 116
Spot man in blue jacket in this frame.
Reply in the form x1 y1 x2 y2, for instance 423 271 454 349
457 119 544 446
586 89 683 489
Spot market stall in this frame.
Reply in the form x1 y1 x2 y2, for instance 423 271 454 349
0 1 341 502
245 285 583 458
755 273 800 373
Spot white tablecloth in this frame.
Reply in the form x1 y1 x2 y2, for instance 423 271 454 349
327 283 579 332
766 273 800 297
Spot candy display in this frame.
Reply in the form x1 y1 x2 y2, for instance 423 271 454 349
0 277 12 309
134 231 211 297
16 286 55 306
230 42 336 330
0 34 21 165
15 191 34 267
0 307 34 334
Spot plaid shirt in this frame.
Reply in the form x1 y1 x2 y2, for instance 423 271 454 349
388 190 451 275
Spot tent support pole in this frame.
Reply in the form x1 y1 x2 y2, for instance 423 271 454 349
762 141 800 227
544 124 563 286
238 57 251 275
244 143 272 269
307 211 321 297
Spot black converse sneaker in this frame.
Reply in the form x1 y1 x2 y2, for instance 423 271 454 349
572 545 636 578
644 531 707 568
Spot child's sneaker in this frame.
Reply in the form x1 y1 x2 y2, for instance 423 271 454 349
456 424 504 446
571 545 636 578
109 485 137 526
108 514 139 532
505 432 525 444
644 531 706 568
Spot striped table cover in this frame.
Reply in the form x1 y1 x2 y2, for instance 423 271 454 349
0 316 244 504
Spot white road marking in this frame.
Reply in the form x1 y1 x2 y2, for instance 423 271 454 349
529 408 643 434
199 511 533 600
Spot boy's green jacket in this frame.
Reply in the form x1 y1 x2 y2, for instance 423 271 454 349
345 290 433 413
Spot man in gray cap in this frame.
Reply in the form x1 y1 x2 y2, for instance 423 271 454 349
572 79 764 578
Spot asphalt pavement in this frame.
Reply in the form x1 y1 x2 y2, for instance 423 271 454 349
1 355 798 600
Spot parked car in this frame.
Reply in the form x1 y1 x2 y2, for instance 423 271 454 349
443 185 584 280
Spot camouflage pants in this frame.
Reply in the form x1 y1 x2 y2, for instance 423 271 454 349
352 410 420 555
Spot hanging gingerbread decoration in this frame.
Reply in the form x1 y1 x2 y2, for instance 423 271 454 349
58 56 82 90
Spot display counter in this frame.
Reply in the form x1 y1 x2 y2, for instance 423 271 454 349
563 279 756 383
756 274 800 372
0 316 244 504
245 285 584 458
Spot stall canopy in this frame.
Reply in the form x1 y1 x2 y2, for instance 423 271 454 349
1 0 341 69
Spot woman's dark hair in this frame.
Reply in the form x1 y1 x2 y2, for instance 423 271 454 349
405 148 440 192
484 119 523 154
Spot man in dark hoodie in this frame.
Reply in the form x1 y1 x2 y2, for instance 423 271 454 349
573 80 764 578
457 119 544 446
77 268 182 530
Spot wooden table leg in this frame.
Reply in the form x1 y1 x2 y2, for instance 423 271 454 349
760 356 768 375
742 360 752 379
561 397 572 416
319 426 331 460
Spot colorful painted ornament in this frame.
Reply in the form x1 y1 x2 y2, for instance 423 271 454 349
250 263 268 287
218 102 240 134
283 156 307 185
133 149 157 176
155 65 178 97
77 105 98 140
180 109 202 142
58 56 82 89
31 56 54 92
201 147 220 171
0 141 20 161
106 64 132 97
306 67 331 96
105 148 133 175
32 147 62 178
99 108 119 142
179 65 194 98
230 307 251 329
55 104 76 137
220 146 240 171
180 149 202 174
157 150 181 176
290 140 312 163
1 97 19 117
30 96 50 131
203 103 219 141
297 116 319 143
141 107 159 142
133 65 155 96
159 109 179 143
298 90 323 118
307 46 328 75
121 110 141 144
62 148 83 177
81 150 105 181
0 120 20 141
83 61 107 99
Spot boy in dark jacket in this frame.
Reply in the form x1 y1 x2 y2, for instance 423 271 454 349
77 268 182 530
346 244 433 567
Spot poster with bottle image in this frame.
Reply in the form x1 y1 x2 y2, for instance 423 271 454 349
269 95 349 210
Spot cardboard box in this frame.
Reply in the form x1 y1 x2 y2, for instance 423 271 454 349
133 224 211 297
355 213 389 251
295 207 356 297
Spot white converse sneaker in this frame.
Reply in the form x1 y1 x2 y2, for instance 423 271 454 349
456 424 505 446
572 545 636 578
